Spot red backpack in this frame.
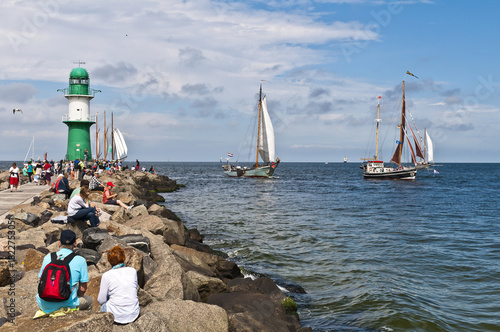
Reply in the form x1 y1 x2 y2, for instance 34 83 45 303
38 253 77 302
51 179 61 193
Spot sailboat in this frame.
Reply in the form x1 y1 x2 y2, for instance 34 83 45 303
362 81 417 180
222 83 280 177
414 129 434 169
113 128 128 160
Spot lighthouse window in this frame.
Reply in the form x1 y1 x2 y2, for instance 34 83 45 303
81 79 88 84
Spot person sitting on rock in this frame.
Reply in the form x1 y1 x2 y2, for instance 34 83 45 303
89 173 105 191
68 187 101 227
56 173 73 199
98 246 140 324
70 179 90 200
103 182 133 210
36 230 93 314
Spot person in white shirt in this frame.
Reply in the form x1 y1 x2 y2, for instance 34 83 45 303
67 187 100 227
9 162 20 192
98 246 140 324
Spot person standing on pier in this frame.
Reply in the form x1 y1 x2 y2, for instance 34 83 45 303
27 161 34 183
9 162 20 192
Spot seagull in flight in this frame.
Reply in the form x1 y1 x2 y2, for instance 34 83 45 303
13 108 23 114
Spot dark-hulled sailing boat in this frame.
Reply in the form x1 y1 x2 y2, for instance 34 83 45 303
362 81 418 179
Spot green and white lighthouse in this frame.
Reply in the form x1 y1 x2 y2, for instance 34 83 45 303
58 65 100 161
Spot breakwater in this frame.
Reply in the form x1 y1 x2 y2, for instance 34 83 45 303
0 167 311 331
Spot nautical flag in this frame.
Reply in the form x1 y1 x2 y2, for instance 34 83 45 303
406 71 419 79
396 140 402 145
434 169 439 174
227 153 233 157
377 96 381 99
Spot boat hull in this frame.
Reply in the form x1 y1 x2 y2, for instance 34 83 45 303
363 168 416 180
223 165 276 178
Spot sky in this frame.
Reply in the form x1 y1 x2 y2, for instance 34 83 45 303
1 0 499 163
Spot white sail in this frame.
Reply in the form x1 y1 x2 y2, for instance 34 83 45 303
113 128 128 160
258 96 275 163
425 131 434 163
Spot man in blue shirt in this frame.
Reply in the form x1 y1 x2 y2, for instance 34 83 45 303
36 230 93 313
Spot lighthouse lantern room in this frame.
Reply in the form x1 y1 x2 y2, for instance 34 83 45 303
58 64 101 161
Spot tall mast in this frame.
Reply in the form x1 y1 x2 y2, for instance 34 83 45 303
111 112 114 161
255 83 263 167
390 81 406 166
103 110 107 160
399 81 406 164
375 97 381 160
95 112 99 160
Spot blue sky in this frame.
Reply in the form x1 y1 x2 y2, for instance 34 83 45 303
1 0 499 162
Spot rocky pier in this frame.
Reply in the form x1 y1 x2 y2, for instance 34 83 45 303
0 169 311 331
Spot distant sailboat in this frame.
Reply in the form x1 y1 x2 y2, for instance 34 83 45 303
223 83 280 177
362 82 417 180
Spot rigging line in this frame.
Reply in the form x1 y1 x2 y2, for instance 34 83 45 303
407 108 425 148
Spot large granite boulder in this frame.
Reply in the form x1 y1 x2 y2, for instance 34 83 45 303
115 234 151 255
82 228 112 250
11 212 40 227
170 244 218 278
186 270 227 302
207 292 295 332
124 215 165 236
144 299 228 332
1 312 115 332
162 219 185 246
74 248 102 266
23 248 46 272
111 310 171 332
148 204 181 221
0 260 11 287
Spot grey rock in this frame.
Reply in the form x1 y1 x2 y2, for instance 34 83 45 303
144 299 228 332
82 228 112 250
74 248 102 266
12 212 40 227
115 234 151 254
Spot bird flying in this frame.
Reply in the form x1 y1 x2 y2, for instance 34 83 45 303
13 108 23 114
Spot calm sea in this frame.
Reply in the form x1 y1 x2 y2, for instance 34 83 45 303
2 161 499 331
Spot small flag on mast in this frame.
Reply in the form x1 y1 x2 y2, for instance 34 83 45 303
406 71 419 79
227 153 233 158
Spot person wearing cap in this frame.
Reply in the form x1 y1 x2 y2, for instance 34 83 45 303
103 182 133 210
56 172 73 199
36 230 93 313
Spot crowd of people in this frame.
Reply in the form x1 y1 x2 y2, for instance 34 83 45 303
10 158 158 189
7 158 159 323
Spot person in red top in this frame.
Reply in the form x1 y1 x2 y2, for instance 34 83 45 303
43 160 52 186
103 182 133 210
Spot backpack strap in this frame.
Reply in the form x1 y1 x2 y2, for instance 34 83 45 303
50 252 58 263
62 252 77 265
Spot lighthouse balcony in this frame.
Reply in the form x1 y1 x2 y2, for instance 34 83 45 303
62 114 96 122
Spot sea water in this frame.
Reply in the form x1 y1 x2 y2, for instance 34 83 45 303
152 162 500 332
3 161 499 331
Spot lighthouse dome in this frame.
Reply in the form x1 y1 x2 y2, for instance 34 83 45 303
70 67 89 79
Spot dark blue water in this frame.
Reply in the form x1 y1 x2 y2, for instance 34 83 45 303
3 161 499 331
